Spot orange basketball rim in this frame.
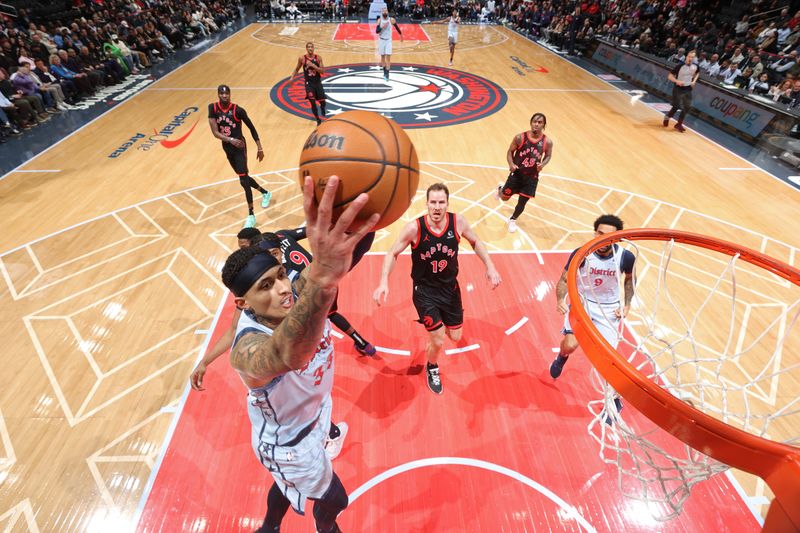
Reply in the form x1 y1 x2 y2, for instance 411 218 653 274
567 228 800 532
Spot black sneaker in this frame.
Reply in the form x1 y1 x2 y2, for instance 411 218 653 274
549 354 568 379
426 364 443 394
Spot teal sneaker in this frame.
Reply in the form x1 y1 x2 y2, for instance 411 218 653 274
261 191 272 208
244 214 256 228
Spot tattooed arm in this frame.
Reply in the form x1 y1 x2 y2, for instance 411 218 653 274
230 176 378 387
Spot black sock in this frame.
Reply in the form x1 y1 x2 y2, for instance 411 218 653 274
427 362 438 369
350 330 367 348
249 206 255 215
329 422 340 440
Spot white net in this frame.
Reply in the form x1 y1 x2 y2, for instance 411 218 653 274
578 237 800 521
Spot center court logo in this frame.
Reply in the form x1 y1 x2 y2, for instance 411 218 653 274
270 63 507 128
107 107 200 158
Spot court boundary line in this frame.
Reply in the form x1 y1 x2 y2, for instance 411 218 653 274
132 290 229 527
0 24 253 182
501 27 799 194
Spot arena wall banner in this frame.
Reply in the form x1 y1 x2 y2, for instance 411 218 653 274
592 42 775 136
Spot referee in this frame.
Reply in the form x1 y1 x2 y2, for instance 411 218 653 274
663 50 700 133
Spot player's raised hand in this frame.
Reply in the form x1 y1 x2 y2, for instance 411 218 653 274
373 283 389 306
304 175 379 288
190 361 207 391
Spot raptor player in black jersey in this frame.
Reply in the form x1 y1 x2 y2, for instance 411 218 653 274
495 112 553 233
291 42 327 126
208 84 271 228
373 183 502 394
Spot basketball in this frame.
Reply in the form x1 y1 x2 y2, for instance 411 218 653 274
298 110 419 231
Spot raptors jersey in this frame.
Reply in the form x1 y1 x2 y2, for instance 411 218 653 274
302 54 321 83
208 101 244 141
411 212 460 287
275 230 312 281
513 131 547 179
566 244 635 304
234 309 334 447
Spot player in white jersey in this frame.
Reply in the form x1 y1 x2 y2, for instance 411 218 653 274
376 6 403 81
447 9 460 65
221 176 378 533
550 214 635 380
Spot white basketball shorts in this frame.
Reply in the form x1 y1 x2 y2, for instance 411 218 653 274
253 395 334 514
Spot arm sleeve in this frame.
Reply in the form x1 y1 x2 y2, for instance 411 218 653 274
207 103 215 118
621 250 636 274
376 19 382 33
237 107 260 142
564 249 579 270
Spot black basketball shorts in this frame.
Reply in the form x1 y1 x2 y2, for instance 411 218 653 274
224 143 248 175
671 86 692 111
305 80 325 101
501 169 539 199
412 282 463 331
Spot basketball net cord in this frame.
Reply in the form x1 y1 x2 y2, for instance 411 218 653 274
580 239 800 521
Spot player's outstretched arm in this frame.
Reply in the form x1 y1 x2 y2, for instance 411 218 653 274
238 107 264 160
190 307 242 391
231 177 378 385
373 220 416 305
457 214 501 288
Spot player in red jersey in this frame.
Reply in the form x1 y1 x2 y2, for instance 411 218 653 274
373 183 501 395
291 42 327 125
208 84 271 228
495 112 553 233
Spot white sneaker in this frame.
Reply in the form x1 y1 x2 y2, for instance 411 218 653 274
57 103 69 111
493 182 503 200
508 219 517 233
324 422 348 460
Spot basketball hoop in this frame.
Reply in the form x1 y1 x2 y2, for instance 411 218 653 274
567 228 800 531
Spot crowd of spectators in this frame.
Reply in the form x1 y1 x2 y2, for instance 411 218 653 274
498 0 800 109
0 0 244 143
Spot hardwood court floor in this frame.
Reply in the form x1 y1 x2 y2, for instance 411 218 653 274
0 22 798 532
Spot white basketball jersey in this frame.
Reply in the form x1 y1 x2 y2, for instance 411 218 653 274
234 309 335 447
378 16 392 39
448 16 459 36
571 244 635 305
